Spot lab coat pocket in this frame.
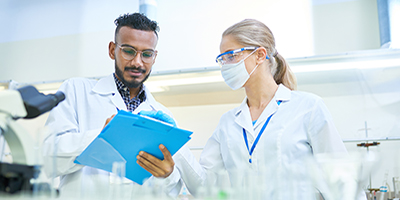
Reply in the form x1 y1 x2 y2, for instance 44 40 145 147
223 126 250 170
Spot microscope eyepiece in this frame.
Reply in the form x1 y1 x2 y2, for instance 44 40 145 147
17 86 65 119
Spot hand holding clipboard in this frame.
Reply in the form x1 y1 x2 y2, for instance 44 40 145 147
75 110 192 185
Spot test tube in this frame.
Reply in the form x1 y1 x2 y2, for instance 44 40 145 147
393 177 400 198
109 161 126 200
47 131 59 199
216 170 231 199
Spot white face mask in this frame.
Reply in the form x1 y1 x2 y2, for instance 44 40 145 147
220 51 259 90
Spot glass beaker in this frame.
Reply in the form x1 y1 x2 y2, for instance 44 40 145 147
393 177 400 198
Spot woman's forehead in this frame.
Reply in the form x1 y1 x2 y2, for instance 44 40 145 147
220 35 242 53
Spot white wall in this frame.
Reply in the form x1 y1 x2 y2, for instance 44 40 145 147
312 0 380 54
0 0 138 83
154 0 314 72
0 0 380 83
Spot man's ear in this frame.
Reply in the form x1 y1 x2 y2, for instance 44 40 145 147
152 51 158 65
109 41 116 60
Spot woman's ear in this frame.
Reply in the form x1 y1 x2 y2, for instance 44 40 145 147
256 47 268 64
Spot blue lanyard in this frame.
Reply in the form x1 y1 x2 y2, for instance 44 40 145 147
243 101 281 163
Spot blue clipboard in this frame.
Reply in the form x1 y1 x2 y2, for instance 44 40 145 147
74 110 192 185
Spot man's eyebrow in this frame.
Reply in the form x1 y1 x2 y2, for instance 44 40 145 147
120 44 155 51
120 44 135 48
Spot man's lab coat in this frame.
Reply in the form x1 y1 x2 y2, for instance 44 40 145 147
42 74 203 198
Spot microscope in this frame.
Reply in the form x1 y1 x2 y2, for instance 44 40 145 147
0 85 64 195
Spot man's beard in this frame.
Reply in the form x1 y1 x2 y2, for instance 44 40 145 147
115 63 151 88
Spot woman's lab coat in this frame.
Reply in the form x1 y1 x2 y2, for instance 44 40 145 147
191 84 365 199
42 74 201 198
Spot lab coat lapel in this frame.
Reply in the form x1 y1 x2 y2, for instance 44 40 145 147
110 92 126 111
133 100 153 114
92 74 126 111
253 84 292 129
234 98 255 139
133 84 160 114
253 100 279 130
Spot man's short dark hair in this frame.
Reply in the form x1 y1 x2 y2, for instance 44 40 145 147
114 13 159 40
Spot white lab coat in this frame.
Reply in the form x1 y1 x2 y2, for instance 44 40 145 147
187 84 365 199
42 74 202 199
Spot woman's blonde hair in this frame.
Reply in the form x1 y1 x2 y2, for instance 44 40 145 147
223 19 297 90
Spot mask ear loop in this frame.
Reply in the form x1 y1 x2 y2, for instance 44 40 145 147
249 64 259 76
248 48 266 76
242 49 258 62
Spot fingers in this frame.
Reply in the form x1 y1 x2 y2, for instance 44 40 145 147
136 145 174 178
139 110 164 121
138 110 157 118
157 113 177 127
139 110 176 127
155 110 164 118
106 114 116 124
137 152 170 178
159 144 173 162
103 114 116 129
137 153 164 177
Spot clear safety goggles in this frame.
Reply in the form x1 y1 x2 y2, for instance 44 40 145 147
215 47 259 67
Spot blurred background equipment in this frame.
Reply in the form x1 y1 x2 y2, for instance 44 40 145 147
0 86 64 195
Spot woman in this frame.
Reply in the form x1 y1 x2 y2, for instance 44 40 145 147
141 19 365 199
196 19 353 199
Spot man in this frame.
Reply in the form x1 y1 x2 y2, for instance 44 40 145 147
43 13 203 198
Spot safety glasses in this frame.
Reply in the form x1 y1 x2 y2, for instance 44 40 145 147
216 47 259 66
116 44 157 63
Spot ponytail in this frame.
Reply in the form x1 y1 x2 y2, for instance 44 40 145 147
273 53 297 90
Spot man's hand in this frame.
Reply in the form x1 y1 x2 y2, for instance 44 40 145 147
139 110 177 127
136 144 175 178
103 114 116 129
